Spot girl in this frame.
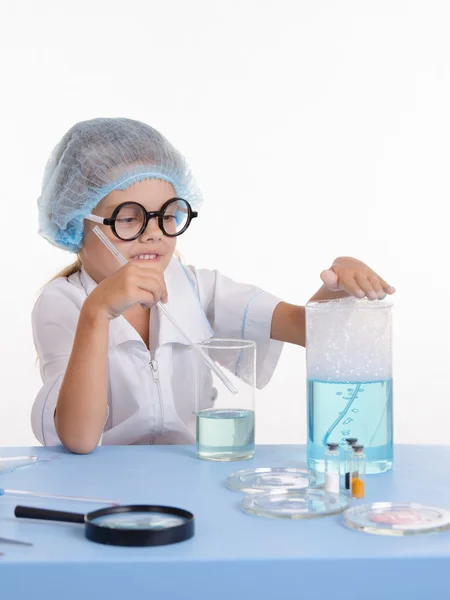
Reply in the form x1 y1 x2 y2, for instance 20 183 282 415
31 118 395 454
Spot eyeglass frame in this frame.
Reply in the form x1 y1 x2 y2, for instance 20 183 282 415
85 197 198 241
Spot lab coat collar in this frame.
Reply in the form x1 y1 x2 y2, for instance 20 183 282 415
75 258 214 350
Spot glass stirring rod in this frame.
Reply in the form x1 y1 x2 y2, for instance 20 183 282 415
92 226 238 395
0 488 119 506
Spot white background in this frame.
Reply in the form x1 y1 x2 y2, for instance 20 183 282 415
0 0 449 447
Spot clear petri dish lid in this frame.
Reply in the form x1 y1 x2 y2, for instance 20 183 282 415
242 489 349 519
227 467 316 494
0 456 38 474
344 502 450 536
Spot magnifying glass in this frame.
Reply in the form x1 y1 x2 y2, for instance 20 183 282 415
15 504 194 547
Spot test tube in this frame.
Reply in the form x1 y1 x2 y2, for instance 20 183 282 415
350 444 366 499
344 437 358 490
324 442 340 494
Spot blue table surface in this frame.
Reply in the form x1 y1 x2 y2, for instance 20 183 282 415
1 444 450 599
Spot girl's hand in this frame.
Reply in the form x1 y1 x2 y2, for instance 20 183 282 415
320 257 395 300
83 261 168 320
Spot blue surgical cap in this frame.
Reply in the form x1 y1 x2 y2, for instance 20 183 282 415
38 118 203 252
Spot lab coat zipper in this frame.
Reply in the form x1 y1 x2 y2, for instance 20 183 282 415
150 359 164 439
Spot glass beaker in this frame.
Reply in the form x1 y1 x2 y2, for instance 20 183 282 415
192 339 256 461
305 298 393 475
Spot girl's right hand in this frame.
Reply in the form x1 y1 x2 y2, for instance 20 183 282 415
83 262 168 320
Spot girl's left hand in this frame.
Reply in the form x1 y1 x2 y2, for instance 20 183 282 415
320 256 396 300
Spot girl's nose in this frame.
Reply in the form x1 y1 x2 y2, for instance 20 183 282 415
140 216 163 241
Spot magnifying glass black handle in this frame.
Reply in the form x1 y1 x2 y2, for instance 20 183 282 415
15 505 85 524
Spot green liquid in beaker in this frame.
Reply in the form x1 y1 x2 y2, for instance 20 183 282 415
196 409 255 461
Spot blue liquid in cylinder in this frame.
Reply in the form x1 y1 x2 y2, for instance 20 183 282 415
307 379 393 474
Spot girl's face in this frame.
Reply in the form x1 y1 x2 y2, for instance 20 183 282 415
80 179 177 283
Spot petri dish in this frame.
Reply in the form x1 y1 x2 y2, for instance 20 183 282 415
0 456 38 474
344 502 450 536
227 467 315 494
242 488 348 519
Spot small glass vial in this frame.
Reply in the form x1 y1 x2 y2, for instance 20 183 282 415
344 437 358 490
325 442 340 494
351 444 366 499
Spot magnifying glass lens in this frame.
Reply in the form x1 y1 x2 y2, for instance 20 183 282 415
91 511 188 530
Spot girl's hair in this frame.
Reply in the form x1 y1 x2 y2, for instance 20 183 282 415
51 257 82 281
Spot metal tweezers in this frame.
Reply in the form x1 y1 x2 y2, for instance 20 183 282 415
0 536 33 547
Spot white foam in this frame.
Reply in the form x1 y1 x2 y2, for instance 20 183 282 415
306 298 392 382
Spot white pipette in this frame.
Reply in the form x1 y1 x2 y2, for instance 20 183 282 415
92 226 238 395
0 488 119 506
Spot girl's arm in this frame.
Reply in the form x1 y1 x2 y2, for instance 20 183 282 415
54 305 110 454
54 261 168 454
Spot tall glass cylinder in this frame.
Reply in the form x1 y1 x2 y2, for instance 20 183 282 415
192 339 256 461
306 298 393 475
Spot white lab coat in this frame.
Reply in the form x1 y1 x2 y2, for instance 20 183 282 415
31 257 283 446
